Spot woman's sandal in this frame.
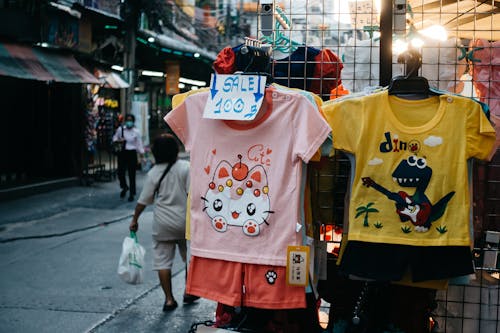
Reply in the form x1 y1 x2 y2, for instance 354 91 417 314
183 294 200 305
162 300 178 312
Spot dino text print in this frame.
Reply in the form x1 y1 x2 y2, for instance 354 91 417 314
362 155 455 232
202 154 273 237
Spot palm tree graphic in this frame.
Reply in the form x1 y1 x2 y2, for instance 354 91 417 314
355 202 379 227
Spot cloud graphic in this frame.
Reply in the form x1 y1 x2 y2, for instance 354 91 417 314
368 158 383 165
424 136 443 147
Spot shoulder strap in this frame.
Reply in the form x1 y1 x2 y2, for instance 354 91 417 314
154 161 175 197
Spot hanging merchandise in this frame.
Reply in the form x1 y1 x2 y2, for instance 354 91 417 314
468 39 500 153
82 73 124 182
324 87 496 279
84 85 99 154
320 50 497 332
165 41 331 317
184 1 500 332
262 7 344 101
96 97 120 151
166 74 329 264
272 46 343 99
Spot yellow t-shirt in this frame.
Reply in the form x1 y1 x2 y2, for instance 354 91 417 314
323 90 496 247
172 88 210 109
172 89 209 240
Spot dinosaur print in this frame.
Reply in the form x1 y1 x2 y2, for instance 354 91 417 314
362 155 455 232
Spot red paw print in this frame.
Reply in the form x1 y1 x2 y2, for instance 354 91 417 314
243 220 260 236
212 217 227 232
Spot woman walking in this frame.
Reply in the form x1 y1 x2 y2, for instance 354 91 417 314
112 114 144 201
129 134 198 311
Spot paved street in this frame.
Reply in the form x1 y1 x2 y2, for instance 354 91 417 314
0 173 217 333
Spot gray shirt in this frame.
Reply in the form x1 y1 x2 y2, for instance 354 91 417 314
138 160 190 241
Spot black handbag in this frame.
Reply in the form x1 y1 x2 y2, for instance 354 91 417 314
112 127 126 155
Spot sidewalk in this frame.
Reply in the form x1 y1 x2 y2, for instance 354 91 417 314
0 171 218 333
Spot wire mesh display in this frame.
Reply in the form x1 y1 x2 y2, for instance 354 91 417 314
255 1 499 332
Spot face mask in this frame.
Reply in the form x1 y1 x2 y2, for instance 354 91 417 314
125 121 134 128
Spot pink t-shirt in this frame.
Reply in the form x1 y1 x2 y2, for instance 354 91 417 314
165 87 330 266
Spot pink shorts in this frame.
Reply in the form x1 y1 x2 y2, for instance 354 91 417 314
186 256 306 309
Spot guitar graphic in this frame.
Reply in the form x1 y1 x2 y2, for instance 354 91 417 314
361 156 455 232
362 177 432 227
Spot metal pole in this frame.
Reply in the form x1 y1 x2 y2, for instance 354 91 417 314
379 0 393 86
123 0 138 116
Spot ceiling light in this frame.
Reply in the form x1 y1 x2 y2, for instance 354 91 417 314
111 65 124 72
147 37 155 43
178 83 186 89
179 77 206 86
141 70 164 77
194 52 200 58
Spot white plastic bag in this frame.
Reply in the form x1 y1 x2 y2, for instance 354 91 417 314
117 231 145 284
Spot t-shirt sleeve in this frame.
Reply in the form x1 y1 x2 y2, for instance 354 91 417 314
137 170 156 205
172 91 189 109
293 95 332 163
163 95 197 151
466 100 496 161
323 98 364 154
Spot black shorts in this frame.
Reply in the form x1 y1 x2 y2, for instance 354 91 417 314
339 241 474 282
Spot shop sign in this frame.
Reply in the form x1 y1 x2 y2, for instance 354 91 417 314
203 74 267 121
165 61 180 95
46 10 79 49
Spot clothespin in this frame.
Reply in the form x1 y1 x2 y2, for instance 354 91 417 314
244 37 262 48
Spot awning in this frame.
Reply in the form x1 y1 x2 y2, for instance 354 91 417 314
95 69 130 89
0 42 99 83
139 29 217 61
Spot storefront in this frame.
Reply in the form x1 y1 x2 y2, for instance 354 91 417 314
0 42 99 194
81 69 130 183
133 27 216 143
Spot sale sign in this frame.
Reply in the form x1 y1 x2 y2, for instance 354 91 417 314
203 74 267 120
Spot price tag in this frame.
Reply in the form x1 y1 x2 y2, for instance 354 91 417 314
286 245 310 286
203 74 267 120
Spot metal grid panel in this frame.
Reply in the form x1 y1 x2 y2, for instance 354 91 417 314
259 0 384 100
256 1 499 332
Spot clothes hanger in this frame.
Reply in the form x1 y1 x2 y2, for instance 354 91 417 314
235 37 273 85
388 48 440 96
259 7 301 54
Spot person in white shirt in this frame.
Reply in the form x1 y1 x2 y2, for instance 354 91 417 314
112 114 144 201
129 134 199 311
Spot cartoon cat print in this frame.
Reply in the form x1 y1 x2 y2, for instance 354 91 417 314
202 155 273 237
